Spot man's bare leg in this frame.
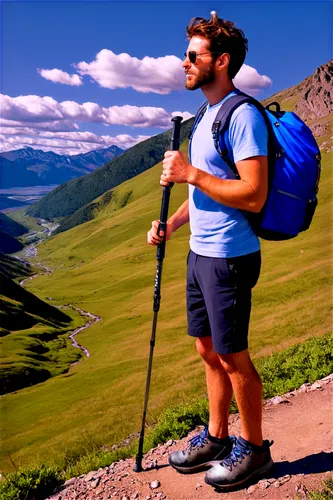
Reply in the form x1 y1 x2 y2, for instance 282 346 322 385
196 337 233 439
218 349 263 446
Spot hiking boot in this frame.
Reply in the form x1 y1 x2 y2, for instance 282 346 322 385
168 426 235 474
204 436 274 490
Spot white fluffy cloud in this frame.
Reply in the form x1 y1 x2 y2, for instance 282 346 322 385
38 68 83 86
73 49 271 96
0 93 192 155
75 50 184 94
0 94 191 129
234 64 272 95
36 49 272 96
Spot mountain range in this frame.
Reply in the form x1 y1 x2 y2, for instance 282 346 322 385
26 119 194 220
0 145 124 189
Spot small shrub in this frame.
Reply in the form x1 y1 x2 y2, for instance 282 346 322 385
147 397 237 449
120 191 132 208
305 479 333 500
0 464 62 500
257 335 333 399
64 446 134 480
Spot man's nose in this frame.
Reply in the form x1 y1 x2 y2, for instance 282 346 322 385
182 56 190 69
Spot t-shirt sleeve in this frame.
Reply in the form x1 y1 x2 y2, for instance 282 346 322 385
228 103 268 163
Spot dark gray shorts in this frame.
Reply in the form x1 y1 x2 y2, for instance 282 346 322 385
186 250 261 355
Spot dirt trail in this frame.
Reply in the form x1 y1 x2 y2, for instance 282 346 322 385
47 375 332 500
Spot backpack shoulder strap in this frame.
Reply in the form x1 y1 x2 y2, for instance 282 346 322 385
212 93 257 177
189 101 208 140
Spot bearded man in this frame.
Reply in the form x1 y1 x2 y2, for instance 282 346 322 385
147 11 273 491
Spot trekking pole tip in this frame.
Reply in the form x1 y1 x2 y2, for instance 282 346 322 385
133 456 143 473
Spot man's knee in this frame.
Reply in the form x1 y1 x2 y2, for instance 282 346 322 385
218 349 259 376
196 337 220 365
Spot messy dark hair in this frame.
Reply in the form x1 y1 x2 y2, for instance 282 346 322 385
186 11 248 79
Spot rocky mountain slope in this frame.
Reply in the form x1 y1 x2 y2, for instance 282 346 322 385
262 60 333 152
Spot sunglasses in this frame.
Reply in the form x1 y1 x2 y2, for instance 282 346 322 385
184 51 221 64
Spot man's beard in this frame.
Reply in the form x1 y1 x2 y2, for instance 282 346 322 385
185 65 215 91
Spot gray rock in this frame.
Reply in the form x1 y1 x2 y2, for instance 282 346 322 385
299 383 311 393
150 480 160 489
258 479 271 489
272 396 290 405
247 484 258 494
64 478 76 487
295 482 309 499
309 382 323 391
90 477 100 488
85 471 98 482
279 474 291 485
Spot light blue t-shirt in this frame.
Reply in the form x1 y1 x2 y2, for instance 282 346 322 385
189 90 268 258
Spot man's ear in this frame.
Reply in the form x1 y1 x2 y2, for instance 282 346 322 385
217 53 230 71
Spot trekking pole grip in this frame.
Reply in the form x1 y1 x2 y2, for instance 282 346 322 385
157 116 183 261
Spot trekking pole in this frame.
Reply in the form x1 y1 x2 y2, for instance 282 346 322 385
133 115 183 473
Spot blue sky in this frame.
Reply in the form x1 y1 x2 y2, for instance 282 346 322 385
1 0 332 155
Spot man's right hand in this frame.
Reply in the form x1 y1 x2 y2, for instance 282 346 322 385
147 220 173 246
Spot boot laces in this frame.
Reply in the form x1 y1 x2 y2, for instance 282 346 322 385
187 426 209 450
222 442 251 471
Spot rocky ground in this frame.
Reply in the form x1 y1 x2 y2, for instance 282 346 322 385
47 375 332 500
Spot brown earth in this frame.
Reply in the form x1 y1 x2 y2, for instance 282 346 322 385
47 376 332 500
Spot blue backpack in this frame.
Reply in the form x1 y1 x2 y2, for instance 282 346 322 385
189 91 321 241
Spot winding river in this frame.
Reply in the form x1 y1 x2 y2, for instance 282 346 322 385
19 221 101 358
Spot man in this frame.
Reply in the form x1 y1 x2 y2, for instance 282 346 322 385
147 11 273 490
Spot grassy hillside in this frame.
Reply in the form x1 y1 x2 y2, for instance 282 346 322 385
0 272 88 394
0 213 28 237
0 232 25 254
0 252 33 280
1 134 331 473
9 209 43 232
